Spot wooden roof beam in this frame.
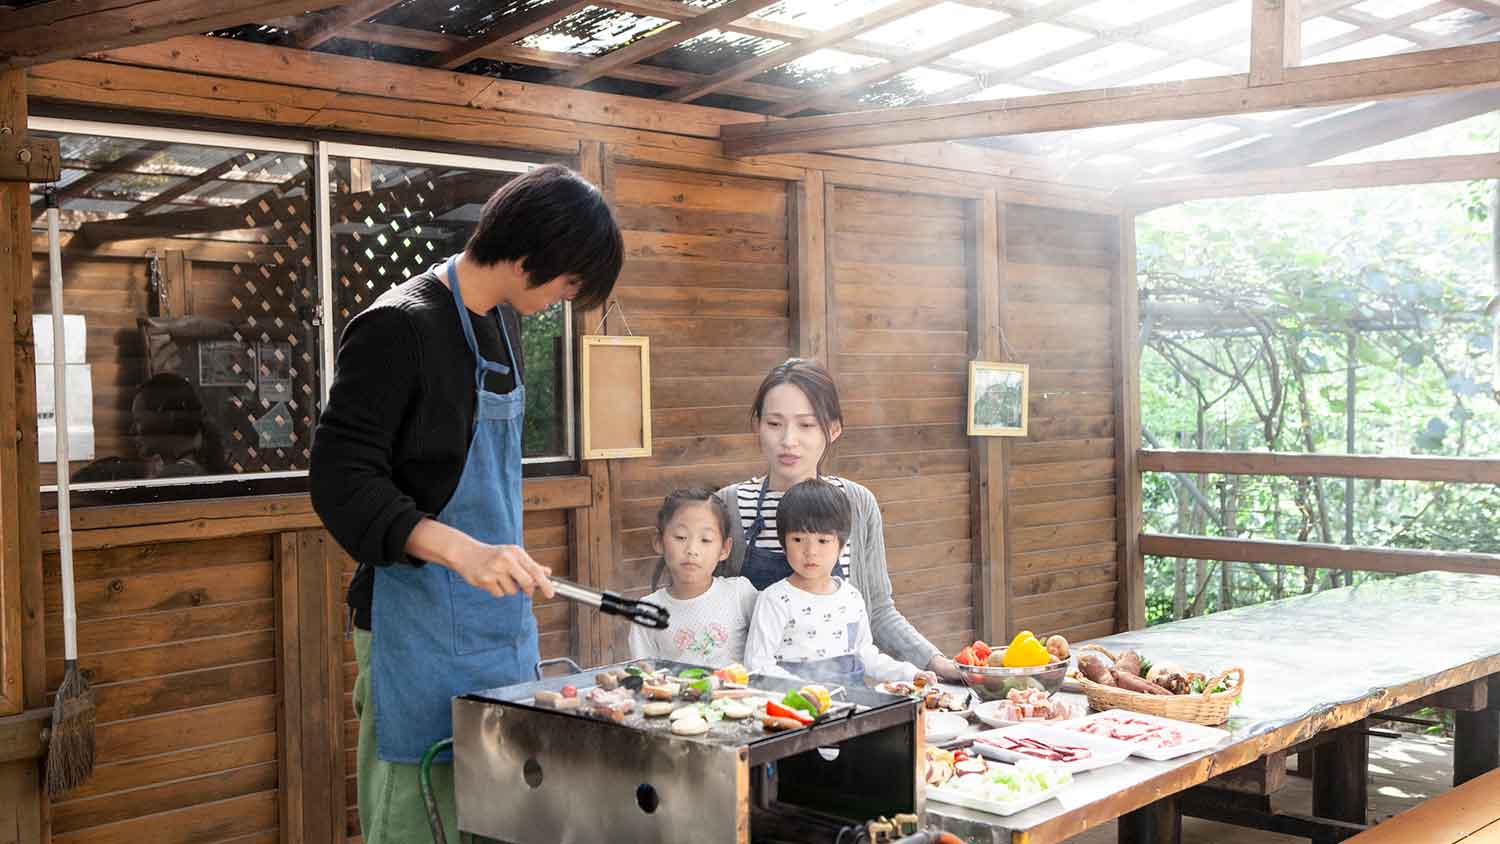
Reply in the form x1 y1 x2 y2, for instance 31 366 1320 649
720 41 1500 155
553 0 780 88
1250 0 1301 85
663 0 939 104
433 0 591 70
0 0 346 66
1125 151 1500 206
287 0 407 49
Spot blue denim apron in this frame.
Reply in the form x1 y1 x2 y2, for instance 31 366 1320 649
777 654 866 689
741 478 793 591
369 256 538 763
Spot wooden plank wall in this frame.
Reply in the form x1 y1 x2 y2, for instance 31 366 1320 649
825 187 976 658
1001 203 1122 643
337 509 574 843
605 161 795 660
43 534 280 844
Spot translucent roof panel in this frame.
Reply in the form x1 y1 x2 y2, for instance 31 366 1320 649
1194 132 1271 160
1411 8 1494 36
1034 42 1168 86
1133 122 1240 153
1300 16 1360 47
857 65 975 106
1323 108 1500 165
750 0 904 32
750 48 884 88
1126 59 1231 86
648 29 787 74
1350 0 1437 18
1156 0 1250 42
948 22 1093 70
1071 0 1210 27
858 2 1008 50
518 6 674 57
961 82 1048 102
1305 33 1419 65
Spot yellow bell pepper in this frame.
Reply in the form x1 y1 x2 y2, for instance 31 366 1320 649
799 684 832 714
1001 632 1053 668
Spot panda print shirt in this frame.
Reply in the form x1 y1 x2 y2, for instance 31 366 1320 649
743 578 921 683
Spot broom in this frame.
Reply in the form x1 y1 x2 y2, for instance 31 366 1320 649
44 189 95 798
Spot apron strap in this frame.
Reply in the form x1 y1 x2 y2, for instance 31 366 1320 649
444 256 514 392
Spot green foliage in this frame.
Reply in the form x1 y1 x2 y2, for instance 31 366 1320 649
1137 179 1500 626
520 302 566 458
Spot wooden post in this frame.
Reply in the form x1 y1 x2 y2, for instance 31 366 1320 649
1117 211 1145 630
1454 676 1499 787
1312 720 1368 839
575 140 619 665
276 530 347 844
791 170 828 362
970 191 1008 644
1250 0 1302 86
1118 795 1182 844
0 66 46 844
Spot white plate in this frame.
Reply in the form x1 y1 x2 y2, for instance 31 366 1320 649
971 723 1132 775
973 698 1086 730
924 711 968 744
926 766 1069 817
1066 710 1231 761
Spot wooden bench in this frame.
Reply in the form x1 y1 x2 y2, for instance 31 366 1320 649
1347 768 1500 843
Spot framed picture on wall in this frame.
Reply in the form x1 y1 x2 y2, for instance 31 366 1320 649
968 361 1029 437
579 335 652 460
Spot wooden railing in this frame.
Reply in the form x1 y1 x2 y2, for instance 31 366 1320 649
1138 449 1500 578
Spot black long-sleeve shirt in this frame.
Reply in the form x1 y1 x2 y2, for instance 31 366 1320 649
309 271 521 630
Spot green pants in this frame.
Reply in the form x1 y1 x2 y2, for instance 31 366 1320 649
353 629 460 844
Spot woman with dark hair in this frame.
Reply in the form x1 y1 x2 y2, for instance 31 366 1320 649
72 372 227 482
716 358 963 682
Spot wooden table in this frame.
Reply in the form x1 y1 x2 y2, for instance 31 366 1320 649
923 572 1500 844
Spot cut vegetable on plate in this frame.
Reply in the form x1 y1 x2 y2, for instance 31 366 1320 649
926 758 1072 817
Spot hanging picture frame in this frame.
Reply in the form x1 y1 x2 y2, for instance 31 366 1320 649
967 361 1029 437
579 335 652 460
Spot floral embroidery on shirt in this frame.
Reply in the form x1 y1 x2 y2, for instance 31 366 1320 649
677 624 730 659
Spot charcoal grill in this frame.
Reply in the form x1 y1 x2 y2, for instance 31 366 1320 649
452 659 923 843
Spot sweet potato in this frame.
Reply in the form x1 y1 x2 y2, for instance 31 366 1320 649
1112 669 1173 695
1115 650 1143 677
1078 654 1116 686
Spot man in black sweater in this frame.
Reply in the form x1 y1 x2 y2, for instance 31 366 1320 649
310 164 622 843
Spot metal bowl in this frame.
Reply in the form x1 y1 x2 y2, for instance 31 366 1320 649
953 652 1070 701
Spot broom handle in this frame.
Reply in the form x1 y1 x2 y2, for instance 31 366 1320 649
46 196 78 665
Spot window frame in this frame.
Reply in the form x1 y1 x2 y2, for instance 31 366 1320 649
30 119 577 497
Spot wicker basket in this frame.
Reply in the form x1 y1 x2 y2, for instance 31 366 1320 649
1071 644 1245 726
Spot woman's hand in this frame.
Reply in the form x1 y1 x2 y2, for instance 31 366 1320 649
927 655 964 683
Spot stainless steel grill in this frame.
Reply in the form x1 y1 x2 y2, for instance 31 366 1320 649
453 660 924 844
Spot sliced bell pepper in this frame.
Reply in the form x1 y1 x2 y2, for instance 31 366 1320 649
955 646 980 667
782 691 818 717
766 700 814 725
972 640 992 662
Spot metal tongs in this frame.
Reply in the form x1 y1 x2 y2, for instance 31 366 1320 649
550 578 670 630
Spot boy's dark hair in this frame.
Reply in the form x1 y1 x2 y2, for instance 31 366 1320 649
776 479 852 548
464 164 623 311
651 488 732 591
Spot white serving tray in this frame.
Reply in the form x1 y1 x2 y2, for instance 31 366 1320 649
1065 709 1231 761
926 765 1070 817
970 723 1133 775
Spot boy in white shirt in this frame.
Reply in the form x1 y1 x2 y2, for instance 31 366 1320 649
744 479 936 687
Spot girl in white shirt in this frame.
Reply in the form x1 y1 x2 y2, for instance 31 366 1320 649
744 479 936 688
627 488 759 666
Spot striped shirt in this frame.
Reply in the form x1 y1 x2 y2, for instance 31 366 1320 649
736 476 852 580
